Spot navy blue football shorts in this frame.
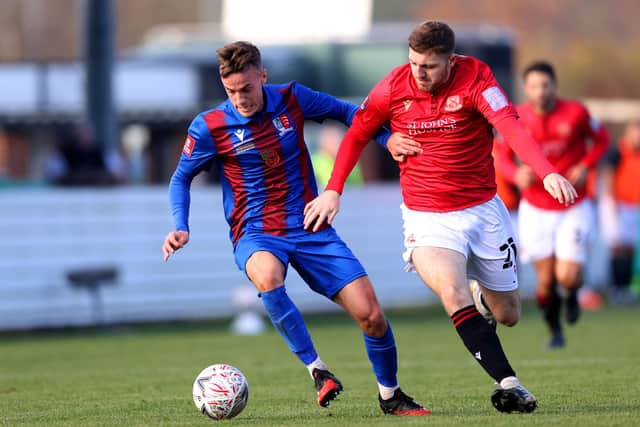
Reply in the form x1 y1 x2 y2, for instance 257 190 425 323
233 227 367 299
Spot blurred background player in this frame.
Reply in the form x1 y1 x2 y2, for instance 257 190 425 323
305 21 578 414
599 119 640 303
495 61 610 348
162 41 429 416
311 124 363 189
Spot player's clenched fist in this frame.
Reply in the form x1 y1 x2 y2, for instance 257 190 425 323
162 230 190 261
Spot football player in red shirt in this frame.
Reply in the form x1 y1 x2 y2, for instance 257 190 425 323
304 21 577 414
494 61 609 349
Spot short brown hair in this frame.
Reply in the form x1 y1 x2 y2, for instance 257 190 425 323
408 21 455 55
522 61 556 82
216 41 262 78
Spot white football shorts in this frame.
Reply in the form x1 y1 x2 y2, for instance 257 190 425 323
518 199 594 264
401 195 518 292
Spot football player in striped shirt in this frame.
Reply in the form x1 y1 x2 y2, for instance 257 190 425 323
162 41 429 416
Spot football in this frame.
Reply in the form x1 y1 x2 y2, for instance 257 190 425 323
192 364 249 420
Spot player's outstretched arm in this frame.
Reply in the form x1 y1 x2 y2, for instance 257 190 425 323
162 230 189 261
303 190 341 232
386 132 422 162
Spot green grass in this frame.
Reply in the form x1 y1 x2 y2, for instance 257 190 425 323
1 304 639 426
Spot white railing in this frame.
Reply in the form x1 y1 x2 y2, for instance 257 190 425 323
0 185 428 330
0 184 610 331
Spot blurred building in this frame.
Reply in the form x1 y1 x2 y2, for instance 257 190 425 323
0 4 515 184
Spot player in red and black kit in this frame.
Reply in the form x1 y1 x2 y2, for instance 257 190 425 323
304 21 577 414
494 62 609 348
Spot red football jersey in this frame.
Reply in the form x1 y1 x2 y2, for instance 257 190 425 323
495 99 609 210
328 55 543 212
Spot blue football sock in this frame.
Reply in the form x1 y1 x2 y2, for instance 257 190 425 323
260 286 318 365
363 322 398 387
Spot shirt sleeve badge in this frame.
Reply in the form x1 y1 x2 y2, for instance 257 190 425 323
183 134 196 157
482 86 509 112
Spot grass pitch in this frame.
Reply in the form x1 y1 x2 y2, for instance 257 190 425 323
1 304 639 426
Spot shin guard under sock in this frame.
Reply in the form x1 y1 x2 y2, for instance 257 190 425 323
260 286 318 365
452 305 516 382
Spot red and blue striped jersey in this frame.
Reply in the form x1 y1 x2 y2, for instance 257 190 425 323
169 81 389 245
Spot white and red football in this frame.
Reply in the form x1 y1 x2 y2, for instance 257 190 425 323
192 364 249 420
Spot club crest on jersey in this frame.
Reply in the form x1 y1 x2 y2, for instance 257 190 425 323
444 95 462 112
260 149 281 167
273 114 293 136
182 135 196 157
